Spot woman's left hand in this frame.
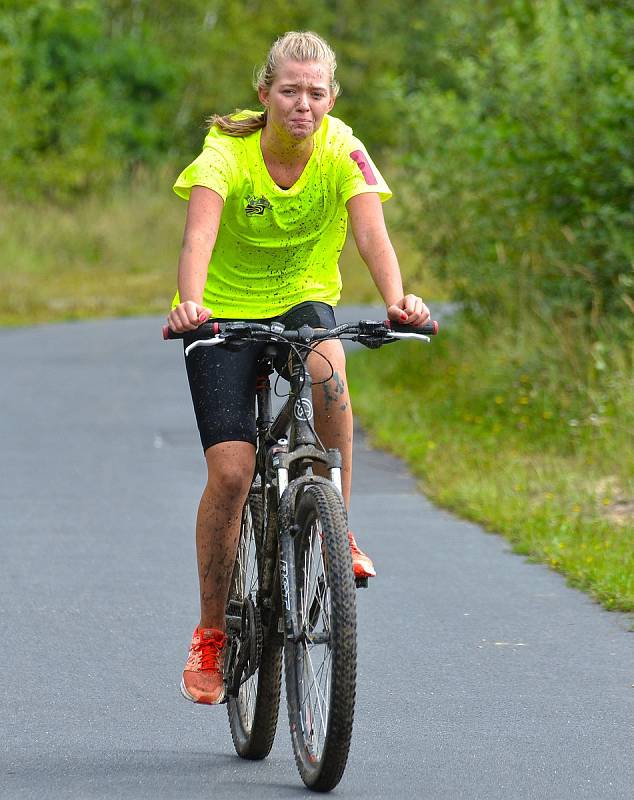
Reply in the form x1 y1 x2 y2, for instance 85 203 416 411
387 295 430 327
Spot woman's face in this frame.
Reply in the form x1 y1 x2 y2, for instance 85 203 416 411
258 59 336 143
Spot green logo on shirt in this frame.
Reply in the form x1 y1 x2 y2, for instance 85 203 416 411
245 195 272 216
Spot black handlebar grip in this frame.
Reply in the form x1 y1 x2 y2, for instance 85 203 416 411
162 321 220 340
386 319 439 335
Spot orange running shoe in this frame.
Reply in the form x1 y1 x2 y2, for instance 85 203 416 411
348 531 376 579
180 626 227 704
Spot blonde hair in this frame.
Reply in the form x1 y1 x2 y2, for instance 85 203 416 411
208 31 340 137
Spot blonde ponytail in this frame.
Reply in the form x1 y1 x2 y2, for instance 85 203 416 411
206 111 267 137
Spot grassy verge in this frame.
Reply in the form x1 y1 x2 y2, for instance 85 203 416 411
347 319 634 614
0 175 444 326
0 171 182 325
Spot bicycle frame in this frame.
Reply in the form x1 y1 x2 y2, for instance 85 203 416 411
257 345 343 494
246 342 345 649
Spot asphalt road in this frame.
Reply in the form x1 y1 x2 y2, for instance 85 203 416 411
1 312 632 799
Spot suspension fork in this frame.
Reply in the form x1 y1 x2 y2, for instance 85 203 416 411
276 475 341 642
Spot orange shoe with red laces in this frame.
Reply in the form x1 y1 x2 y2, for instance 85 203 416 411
180 626 227 705
348 531 376 579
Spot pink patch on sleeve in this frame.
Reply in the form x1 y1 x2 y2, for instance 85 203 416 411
350 150 378 185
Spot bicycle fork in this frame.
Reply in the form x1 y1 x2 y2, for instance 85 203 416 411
255 360 345 644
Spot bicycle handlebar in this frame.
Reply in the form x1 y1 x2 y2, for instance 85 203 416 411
162 318 438 343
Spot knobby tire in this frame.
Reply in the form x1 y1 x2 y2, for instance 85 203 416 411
227 493 283 759
284 481 357 792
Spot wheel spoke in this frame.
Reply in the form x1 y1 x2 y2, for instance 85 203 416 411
304 644 330 738
234 503 259 729
227 491 282 762
296 515 335 760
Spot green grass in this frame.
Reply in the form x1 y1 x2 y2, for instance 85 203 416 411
347 321 634 614
0 171 183 325
0 174 445 326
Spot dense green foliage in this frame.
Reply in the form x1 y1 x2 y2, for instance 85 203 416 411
0 0 440 196
2 1 631 321
383 2 633 478
1 1 181 195
397 1 634 325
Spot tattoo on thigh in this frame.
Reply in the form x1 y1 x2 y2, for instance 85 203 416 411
333 371 345 395
322 382 334 409
322 370 346 410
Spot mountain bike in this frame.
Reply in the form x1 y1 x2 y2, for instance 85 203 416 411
164 316 438 791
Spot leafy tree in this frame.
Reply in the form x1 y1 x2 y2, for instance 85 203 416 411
0 0 180 196
398 0 634 321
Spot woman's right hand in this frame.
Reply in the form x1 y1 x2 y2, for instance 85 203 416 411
167 301 212 333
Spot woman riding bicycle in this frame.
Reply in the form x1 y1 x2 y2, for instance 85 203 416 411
167 31 430 705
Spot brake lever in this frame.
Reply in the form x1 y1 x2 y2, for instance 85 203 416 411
184 336 226 356
386 332 431 343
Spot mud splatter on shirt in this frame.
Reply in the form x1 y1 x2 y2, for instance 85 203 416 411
172 113 391 318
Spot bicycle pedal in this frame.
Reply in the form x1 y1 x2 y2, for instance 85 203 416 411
355 577 368 589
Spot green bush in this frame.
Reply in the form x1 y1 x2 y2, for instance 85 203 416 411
0 0 181 197
0 0 511 198
398 0 634 323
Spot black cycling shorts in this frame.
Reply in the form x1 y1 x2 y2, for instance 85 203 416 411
183 301 337 453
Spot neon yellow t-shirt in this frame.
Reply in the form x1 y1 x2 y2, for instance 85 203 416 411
172 113 391 318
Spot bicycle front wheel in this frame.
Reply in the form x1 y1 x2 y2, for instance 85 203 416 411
284 481 357 792
227 493 283 760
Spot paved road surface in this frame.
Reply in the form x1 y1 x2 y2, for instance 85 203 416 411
1 313 632 799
